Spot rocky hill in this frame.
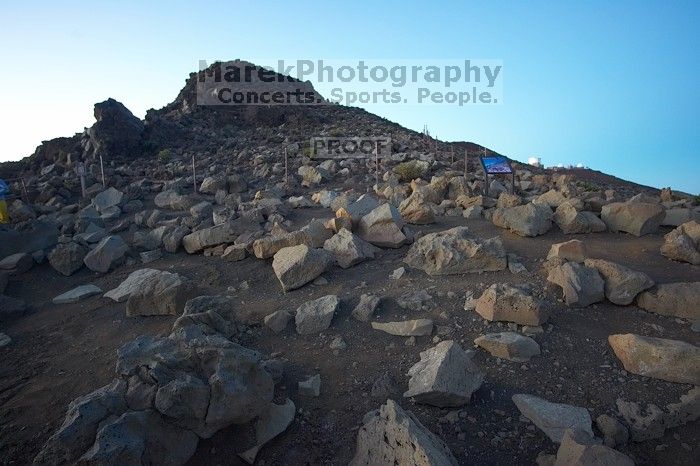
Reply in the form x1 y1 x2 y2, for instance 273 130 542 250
0 61 699 466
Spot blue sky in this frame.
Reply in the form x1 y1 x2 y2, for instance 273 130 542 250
1 0 698 193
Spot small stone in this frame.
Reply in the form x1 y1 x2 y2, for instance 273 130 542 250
298 374 321 397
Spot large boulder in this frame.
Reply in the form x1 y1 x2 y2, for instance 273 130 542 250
154 190 197 211
553 202 606 234
86 98 144 159
349 399 458 466
662 208 700 227
48 242 88 276
0 220 59 259
583 259 654 305
92 187 124 214
104 269 164 302
660 221 700 265
35 331 274 465
323 229 379 268
253 219 332 259
492 203 553 237
512 394 593 443
608 334 700 385
475 283 548 326
404 227 507 276
272 245 332 291
399 192 436 225
635 282 700 320
403 341 484 407
357 204 407 248
601 202 665 236
78 409 199 465
295 295 339 334
125 271 195 317
83 235 129 273
547 262 604 307
183 220 259 254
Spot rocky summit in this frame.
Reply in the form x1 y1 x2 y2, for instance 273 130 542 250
0 60 698 466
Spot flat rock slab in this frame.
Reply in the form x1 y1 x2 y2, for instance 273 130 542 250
53 284 103 304
474 332 541 362
404 340 485 407
608 333 700 385
371 319 433 336
512 394 593 443
350 399 458 466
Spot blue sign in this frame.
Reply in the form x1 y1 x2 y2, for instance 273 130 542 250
480 156 513 174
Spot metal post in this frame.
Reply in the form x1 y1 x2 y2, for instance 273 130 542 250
100 155 105 187
463 149 467 178
192 155 197 193
374 140 379 188
20 178 29 203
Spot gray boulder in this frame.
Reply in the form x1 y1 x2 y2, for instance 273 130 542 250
83 235 129 273
357 204 407 248
636 282 700 320
272 245 332 292
474 332 541 362
92 187 124 214
547 262 604 307
349 399 458 466
601 202 665 236
475 283 548 326
323 229 379 268
583 259 654 305
554 429 634 466
295 295 339 334
660 220 700 265
403 340 484 407
125 271 195 317
608 333 700 385
492 203 553 237
48 242 88 276
404 227 507 275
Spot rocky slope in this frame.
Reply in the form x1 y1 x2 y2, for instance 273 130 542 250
0 61 698 466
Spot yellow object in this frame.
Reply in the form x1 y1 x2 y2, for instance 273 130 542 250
0 200 7 223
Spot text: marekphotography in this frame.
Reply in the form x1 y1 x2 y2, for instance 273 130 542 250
196 59 503 106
